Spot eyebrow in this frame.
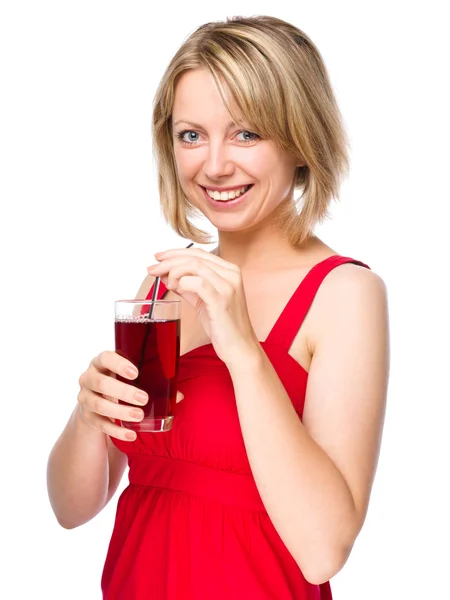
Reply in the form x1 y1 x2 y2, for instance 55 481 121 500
173 120 238 131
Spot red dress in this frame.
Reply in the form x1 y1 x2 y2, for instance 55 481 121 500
102 255 370 599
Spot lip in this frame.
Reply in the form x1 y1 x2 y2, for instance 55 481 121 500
200 185 253 208
201 184 251 192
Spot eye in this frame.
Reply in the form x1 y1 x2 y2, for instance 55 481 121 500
175 130 200 145
235 131 260 144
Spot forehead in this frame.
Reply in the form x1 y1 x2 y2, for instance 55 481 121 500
172 69 242 126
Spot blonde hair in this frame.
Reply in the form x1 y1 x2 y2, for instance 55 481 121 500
152 15 350 245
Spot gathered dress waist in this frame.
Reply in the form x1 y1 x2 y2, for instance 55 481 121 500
128 454 266 511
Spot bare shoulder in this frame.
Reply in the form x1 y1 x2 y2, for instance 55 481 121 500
323 261 387 300
307 262 388 351
135 273 158 300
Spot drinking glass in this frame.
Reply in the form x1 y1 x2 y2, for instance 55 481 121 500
114 299 181 432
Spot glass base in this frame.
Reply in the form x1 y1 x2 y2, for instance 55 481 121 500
121 415 174 432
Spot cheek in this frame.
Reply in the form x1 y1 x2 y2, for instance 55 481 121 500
245 145 282 177
174 150 201 185
271 152 298 190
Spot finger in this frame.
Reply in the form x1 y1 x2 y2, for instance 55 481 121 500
176 275 223 306
154 248 239 272
149 257 240 287
86 410 139 442
167 262 234 297
147 257 193 276
176 391 184 403
91 351 139 380
85 372 149 407
103 393 119 404
79 389 145 423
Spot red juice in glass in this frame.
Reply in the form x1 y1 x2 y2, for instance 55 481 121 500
114 300 181 432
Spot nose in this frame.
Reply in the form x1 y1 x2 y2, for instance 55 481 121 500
203 139 234 180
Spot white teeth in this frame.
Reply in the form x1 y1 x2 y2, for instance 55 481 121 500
206 185 250 201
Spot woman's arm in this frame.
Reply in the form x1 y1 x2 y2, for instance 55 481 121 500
229 264 389 584
46 274 156 528
47 406 128 529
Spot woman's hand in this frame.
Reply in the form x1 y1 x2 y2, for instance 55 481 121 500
77 351 184 441
147 247 261 366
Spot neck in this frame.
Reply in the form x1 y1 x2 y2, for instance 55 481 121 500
213 231 318 273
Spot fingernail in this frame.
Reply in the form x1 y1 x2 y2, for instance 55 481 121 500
134 391 148 404
125 366 138 378
130 409 144 420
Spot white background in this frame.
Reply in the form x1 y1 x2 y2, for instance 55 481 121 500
1 1 449 598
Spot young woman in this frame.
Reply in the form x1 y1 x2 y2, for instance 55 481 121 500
47 15 390 599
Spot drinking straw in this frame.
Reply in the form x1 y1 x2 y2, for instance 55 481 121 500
137 242 194 379
148 242 194 318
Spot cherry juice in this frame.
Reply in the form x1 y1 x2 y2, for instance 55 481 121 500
115 318 180 423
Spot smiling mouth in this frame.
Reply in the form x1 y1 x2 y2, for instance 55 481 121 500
201 185 253 202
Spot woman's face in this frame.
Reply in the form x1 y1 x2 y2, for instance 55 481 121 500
171 68 301 233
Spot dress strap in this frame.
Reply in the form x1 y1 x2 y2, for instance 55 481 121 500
265 255 371 352
145 279 169 301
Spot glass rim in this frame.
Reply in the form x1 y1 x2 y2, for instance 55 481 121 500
115 299 181 305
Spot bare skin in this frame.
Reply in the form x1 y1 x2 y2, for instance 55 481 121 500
142 68 389 583
146 238 388 583
47 67 389 587
46 274 182 529
175 234 338 371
